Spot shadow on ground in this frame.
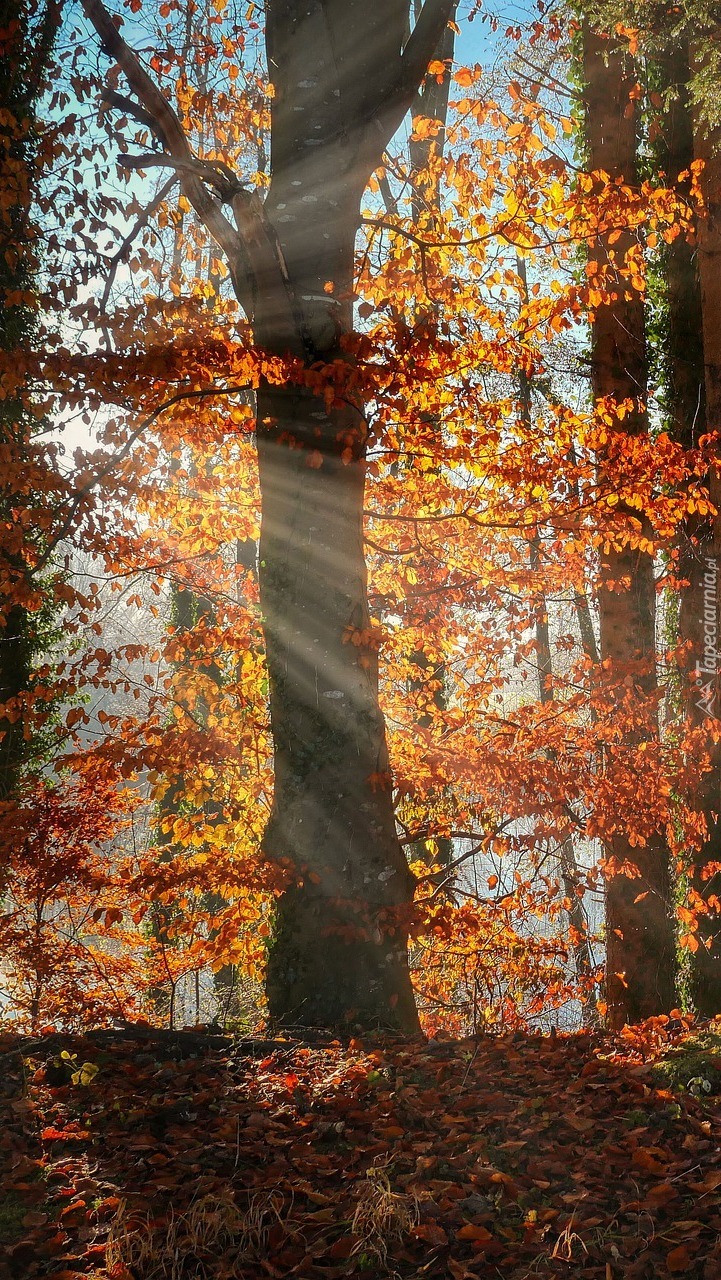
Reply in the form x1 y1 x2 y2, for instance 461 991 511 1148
1 1023 720 1279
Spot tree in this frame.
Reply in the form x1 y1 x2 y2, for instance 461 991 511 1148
582 19 676 1024
641 32 721 1015
83 0 460 1032
0 0 60 809
682 39 721 1014
4 0 706 1034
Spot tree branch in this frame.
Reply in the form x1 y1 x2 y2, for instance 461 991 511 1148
374 0 457 149
83 0 252 311
119 152 240 199
100 88 157 136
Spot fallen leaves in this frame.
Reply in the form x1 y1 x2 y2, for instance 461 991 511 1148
1 1025 720 1279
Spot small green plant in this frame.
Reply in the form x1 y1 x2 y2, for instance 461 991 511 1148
622 1109 648 1127
356 1252 376 1271
56 1049 100 1086
650 1030 721 1098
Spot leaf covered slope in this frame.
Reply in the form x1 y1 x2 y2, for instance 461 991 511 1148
2 1023 721 1279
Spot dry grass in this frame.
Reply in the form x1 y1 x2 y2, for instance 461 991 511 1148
351 1158 419 1267
106 1188 286 1279
550 1211 588 1264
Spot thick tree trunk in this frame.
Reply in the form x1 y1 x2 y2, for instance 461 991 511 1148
583 25 676 1025
258 391 418 1029
254 2 434 1032
653 42 721 1014
683 44 721 1014
85 0 457 1032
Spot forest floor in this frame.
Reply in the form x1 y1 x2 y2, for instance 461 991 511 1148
1 1020 721 1280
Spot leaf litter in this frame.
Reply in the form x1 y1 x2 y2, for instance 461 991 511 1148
1 1018 721 1279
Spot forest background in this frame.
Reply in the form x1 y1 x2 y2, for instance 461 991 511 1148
2 0 721 1041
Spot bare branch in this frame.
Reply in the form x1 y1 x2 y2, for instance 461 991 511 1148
100 174 178 332
83 0 251 309
119 152 239 198
100 88 157 136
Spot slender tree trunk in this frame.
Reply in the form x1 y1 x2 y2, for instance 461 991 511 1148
530 534 597 1011
0 1 57 809
583 24 676 1025
407 11 456 874
517 258 597 1014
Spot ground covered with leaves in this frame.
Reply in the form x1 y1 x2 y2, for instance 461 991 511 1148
2 1022 721 1280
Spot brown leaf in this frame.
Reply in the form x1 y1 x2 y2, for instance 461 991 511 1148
412 1221 449 1247
631 1148 666 1174
667 1245 691 1273
457 1224 494 1244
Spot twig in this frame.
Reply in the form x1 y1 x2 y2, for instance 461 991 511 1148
99 173 178 338
35 383 253 572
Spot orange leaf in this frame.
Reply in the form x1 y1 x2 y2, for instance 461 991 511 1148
666 1245 691 1273
453 67 477 87
457 1224 494 1244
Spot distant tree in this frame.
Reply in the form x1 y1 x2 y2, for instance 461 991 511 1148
582 18 676 1024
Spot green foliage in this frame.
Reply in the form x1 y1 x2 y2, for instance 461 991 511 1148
578 1 721 135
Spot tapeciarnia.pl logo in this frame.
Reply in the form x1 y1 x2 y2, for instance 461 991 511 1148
696 556 719 719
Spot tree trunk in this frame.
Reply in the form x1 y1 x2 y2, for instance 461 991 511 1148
259 394 418 1029
517 257 597 1016
85 0 457 1032
530 534 597 1011
254 2 447 1033
253 144 419 1029
583 24 676 1025
682 41 721 1014
0 1 57 809
406 11 456 875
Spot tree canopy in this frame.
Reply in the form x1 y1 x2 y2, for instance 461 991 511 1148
1 0 721 1038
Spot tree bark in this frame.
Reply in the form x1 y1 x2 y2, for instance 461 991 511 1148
84 0 455 1032
254 163 419 1028
254 2 455 1032
683 41 721 1014
583 24 676 1026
